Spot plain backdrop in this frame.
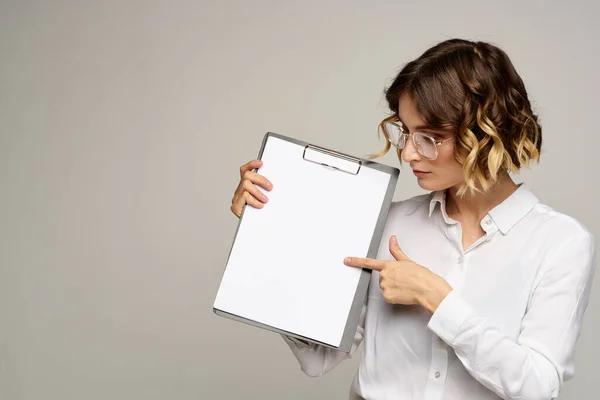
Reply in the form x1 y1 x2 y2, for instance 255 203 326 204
1 0 599 399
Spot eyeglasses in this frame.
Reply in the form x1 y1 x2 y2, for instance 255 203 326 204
383 120 453 160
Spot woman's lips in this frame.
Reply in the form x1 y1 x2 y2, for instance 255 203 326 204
412 169 431 177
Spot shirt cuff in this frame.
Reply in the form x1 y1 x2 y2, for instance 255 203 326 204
281 334 312 349
427 289 474 344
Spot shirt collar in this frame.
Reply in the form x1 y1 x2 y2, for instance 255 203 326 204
428 184 539 234
429 190 446 218
488 184 539 234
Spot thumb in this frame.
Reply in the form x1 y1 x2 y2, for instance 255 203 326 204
389 235 409 261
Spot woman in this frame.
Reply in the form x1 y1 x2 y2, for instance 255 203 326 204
229 39 596 400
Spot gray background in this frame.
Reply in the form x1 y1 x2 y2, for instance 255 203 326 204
1 0 598 399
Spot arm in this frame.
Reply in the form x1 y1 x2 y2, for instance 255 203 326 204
427 232 596 400
281 303 366 377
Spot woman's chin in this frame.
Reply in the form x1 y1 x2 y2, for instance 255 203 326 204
416 177 450 192
416 177 437 190
416 176 463 193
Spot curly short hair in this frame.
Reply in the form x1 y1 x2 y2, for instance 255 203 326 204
371 39 542 196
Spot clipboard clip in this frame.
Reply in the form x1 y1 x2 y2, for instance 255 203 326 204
302 145 362 175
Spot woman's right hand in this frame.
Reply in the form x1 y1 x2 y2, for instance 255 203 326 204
230 160 273 218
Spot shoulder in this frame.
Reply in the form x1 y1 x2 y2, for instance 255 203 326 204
529 201 594 242
526 201 595 273
388 192 435 218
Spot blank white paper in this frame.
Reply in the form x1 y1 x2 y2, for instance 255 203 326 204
213 136 391 347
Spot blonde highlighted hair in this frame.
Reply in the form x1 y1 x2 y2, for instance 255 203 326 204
370 39 542 197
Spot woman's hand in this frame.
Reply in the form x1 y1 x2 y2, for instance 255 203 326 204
230 160 273 218
344 235 452 313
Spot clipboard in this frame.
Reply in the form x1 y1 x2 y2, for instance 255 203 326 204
213 132 399 352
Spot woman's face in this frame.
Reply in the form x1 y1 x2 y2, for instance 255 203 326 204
398 92 464 192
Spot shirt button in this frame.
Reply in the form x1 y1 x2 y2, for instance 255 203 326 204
484 218 491 225
457 256 463 264
435 371 441 378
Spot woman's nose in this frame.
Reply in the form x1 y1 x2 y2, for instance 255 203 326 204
401 134 421 163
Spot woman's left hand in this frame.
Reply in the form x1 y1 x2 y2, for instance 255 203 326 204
344 235 453 313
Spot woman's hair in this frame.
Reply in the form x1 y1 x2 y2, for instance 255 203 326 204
371 39 542 196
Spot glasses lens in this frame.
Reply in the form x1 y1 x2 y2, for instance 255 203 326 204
384 122 406 148
414 132 437 159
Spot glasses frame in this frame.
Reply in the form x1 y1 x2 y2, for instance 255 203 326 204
384 120 453 161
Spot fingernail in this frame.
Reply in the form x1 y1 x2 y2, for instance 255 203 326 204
344 257 351 264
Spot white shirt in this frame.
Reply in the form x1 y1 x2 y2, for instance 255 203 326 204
282 184 596 400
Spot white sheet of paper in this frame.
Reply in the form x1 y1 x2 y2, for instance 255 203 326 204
213 136 391 347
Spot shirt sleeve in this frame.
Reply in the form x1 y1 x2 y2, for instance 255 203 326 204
427 232 596 400
281 303 366 377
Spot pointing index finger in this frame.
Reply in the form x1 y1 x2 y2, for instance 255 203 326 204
344 257 385 272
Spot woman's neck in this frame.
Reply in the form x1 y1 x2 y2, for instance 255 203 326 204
445 171 519 223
